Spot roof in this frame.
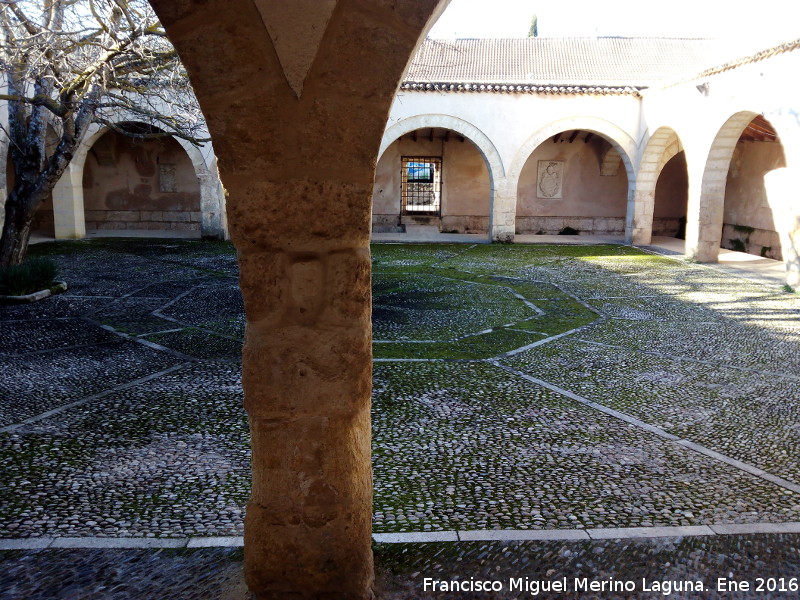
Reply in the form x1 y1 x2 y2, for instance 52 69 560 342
402 37 778 93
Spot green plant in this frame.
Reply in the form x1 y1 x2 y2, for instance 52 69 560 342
783 284 796 294
0 257 58 296
559 226 580 235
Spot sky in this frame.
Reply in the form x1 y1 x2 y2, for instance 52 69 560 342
427 0 800 45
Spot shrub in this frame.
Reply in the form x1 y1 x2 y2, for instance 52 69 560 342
0 257 59 296
559 226 580 235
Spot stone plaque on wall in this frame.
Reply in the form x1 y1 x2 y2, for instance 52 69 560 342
537 160 563 199
159 164 177 193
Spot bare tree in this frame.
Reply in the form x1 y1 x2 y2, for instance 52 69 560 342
0 0 208 266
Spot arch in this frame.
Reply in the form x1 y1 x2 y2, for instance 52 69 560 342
709 113 789 267
686 110 758 262
380 114 504 179
508 117 637 187
380 114 505 241
53 121 225 239
629 126 685 244
508 116 637 239
760 112 800 285
173 138 227 238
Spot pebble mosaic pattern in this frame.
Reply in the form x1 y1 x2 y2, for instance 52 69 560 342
0 364 248 539
373 362 800 532
372 263 594 359
1 239 800 554
0 342 183 427
373 272 536 342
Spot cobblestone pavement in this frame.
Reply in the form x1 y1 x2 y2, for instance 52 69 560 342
0 548 251 600
3 534 800 599
2 239 800 598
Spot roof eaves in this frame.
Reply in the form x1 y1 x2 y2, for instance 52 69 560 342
399 81 644 96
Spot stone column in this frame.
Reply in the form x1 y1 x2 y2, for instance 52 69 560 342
149 1 450 597
198 168 227 239
785 224 800 288
51 162 86 239
490 178 516 242
769 168 800 288
683 155 721 262
231 175 374 598
628 188 655 245
685 184 724 262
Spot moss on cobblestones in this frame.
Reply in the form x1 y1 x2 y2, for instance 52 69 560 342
372 361 800 532
2 239 800 543
372 262 596 358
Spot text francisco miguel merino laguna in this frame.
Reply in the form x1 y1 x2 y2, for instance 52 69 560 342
423 576 728 595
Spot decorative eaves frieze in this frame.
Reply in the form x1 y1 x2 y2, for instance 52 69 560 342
399 81 643 96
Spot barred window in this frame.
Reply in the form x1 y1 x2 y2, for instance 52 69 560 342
401 157 441 215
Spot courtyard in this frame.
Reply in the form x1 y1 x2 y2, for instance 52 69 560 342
1 239 800 597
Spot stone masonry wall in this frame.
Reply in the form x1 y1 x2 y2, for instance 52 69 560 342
82 130 201 233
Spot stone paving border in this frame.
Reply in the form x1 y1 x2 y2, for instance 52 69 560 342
497 322 600 358
5 522 800 550
0 282 68 304
84 317 199 362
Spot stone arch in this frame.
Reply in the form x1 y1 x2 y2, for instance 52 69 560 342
171 138 226 238
54 122 224 239
509 117 637 237
380 114 504 181
379 114 504 239
629 126 685 244
148 1 452 597
509 117 636 187
760 112 800 286
710 112 789 268
687 110 758 262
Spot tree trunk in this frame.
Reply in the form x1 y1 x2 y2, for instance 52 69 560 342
0 187 38 268
0 118 82 268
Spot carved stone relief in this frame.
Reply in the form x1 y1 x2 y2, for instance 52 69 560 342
159 164 177 193
537 160 563 199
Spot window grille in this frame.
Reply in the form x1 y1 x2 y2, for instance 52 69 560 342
401 156 442 215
